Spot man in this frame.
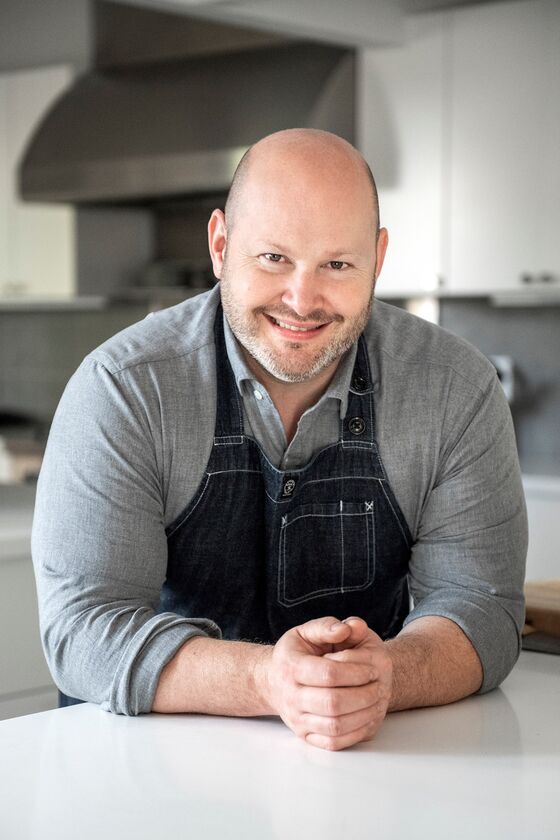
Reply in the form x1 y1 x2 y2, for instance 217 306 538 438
32 129 526 751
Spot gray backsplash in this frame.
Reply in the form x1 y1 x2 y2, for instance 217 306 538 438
0 305 148 424
439 299 560 477
1 297 558 477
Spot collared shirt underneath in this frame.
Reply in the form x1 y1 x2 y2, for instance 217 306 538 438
223 315 358 470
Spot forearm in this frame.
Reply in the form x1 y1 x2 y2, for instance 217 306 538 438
152 636 274 716
385 615 483 712
153 617 398 752
153 615 483 718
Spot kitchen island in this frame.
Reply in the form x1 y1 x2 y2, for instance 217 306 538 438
0 650 558 839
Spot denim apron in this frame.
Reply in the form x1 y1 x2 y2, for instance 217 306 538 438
59 308 414 706
161 308 413 645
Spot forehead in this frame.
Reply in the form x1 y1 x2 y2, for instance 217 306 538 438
232 156 376 250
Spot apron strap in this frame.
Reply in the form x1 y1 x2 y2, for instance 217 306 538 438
213 303 245 442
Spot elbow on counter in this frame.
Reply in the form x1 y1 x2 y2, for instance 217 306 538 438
33 563 221 715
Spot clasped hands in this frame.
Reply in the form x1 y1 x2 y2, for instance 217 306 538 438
260 616 392 751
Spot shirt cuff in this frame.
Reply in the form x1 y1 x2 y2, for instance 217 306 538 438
102 617 222 715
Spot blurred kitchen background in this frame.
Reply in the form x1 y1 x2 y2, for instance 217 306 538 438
1 0 559 720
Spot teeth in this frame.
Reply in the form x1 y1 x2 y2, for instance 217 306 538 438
272 317 320 332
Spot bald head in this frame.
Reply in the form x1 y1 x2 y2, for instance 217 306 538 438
224 129 380 235
210 128 389 385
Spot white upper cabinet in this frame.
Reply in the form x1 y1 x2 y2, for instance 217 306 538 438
359 0 559 298
0 66 75 299
0 78 9 290
446 0 560 293
359 15 445 297
536 0 560 283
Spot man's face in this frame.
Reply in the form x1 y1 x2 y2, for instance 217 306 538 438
210 149 386 385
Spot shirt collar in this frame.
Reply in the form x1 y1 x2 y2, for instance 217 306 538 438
222 313 358 419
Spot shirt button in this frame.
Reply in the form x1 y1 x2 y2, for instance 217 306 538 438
253 389 263 401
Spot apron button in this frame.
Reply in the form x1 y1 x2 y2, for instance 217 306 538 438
348 416 366 435
351 375 368 392
282 478 296 496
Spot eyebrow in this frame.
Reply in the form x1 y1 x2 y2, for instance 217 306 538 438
255 241 290 253
256 242 356 260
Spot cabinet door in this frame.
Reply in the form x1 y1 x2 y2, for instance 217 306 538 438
537 0 560 280
359 15 445 297
4 66 75 299
446 0 546 292
523 476 560 581
0 78 9 292
0 550 57 718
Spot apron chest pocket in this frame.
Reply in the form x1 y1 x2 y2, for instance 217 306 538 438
278 500 375 607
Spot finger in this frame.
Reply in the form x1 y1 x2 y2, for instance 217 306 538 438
302 703 382 739
299 682 382 717
295 617 352 652
294 655 375 688
321 653 384 683
323 647 379 665
323 647 388 678
305 717 383 751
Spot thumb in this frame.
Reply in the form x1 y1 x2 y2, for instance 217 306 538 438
295 616 352 652
332 616 370 651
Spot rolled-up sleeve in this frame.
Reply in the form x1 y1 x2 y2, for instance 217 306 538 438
404 374 527 692
32 357 220 715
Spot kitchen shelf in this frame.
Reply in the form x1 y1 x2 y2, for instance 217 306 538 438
0 295 107 311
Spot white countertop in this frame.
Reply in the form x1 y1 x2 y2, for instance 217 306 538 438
1 650 559 840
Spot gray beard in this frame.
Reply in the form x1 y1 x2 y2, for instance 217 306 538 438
220 280 374 384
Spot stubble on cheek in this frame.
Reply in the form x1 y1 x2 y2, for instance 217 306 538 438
219 267 375 383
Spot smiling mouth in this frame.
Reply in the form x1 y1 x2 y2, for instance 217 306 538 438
265 314 329 333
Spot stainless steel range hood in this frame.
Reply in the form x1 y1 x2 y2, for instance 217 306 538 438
19 4 354 205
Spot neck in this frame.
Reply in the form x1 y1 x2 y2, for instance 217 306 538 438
243 353 339 445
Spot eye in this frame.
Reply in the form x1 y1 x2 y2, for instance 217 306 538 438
327 260 348 271
262 253 284 263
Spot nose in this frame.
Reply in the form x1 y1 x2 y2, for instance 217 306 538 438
280 266 323 317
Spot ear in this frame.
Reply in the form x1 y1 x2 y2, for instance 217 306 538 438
208 209 228 280
373 227 389 284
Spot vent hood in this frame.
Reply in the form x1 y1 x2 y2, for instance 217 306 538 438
19 3 354 205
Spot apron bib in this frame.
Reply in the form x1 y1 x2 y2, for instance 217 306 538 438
162 308 413 644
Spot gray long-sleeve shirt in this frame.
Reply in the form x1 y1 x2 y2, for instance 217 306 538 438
32 286 527 714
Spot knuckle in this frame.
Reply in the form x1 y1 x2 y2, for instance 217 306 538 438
321 660 337 685
326 716 344 737
364 726 378 743
374 676 391 699
380 682 391 702
368 716 384 737
324 692 341 717
294 723 309 740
